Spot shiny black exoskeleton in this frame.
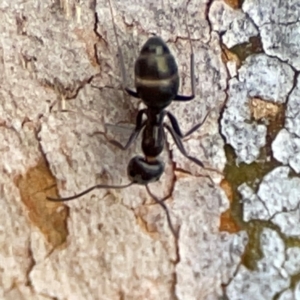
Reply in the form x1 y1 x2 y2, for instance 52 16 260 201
135 36 179 109
47 1 217 238
122 36 210 188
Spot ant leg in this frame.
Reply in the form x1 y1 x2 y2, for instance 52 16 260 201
166 109 214 138
164 124 222 183
174 5 195 102
108 0 139 99
143 178 174 206
106 109 146 150
164 123 205 168
125 88 139 99
146 185 178 239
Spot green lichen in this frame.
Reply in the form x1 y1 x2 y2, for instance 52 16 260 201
222 102 288 269
229 37 264 62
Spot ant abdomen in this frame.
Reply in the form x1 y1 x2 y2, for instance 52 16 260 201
135 37 179 109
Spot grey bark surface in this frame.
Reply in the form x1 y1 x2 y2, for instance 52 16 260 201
3 0 298 300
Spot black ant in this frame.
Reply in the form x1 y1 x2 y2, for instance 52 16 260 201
47 0 220 238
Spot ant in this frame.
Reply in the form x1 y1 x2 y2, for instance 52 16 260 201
47 0 220 238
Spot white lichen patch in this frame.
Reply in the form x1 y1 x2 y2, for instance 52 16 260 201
209 0 258 48
221 55 294 163
215 0 300 297
227 228 291 300
286 78 300 137
283 247 300 276
272 129 300 174
243 0 300 70
273 78 300 173
240 167 300 231
257 167 300 217
239 183 270 222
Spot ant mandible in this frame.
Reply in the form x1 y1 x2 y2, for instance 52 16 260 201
47 0 219 238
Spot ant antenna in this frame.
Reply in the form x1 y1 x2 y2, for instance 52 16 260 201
47 182 133 202
183 4 195 96
108 0 127 90
47 182 178 239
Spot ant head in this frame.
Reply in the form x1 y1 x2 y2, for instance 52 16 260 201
127 155 164 185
